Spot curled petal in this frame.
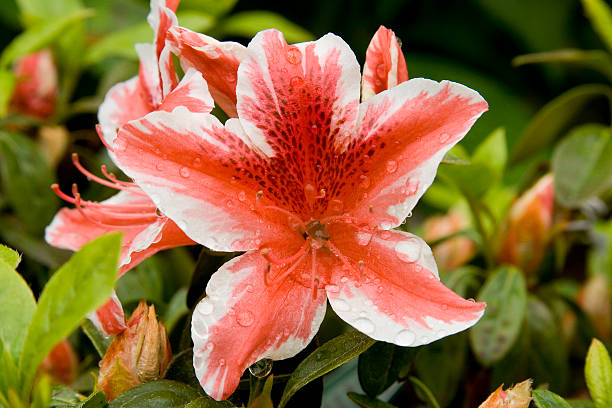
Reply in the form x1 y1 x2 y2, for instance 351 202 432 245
362 26 408 101
167 26 248 117
327 226 485 346
87 291 127 337
342 78 488 228
158 68 214 113
192 250 327 400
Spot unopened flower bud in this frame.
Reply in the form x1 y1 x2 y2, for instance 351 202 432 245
38 339 78 384
11 49 58 119
424 210 475 271
497 174 554 275
97 301 172 400
478 379 532 408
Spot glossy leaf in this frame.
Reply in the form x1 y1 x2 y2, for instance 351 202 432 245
358 342 415 397
532 389 572 408
347 393 397 408
217 11 314 43
164 349 201 391
567 400 597 408
552 124 612 207
585 339 612 408
0 9 93 68
81 319 111 358
278 331 375 408
184 396 236 407
19 233 121 397
108 380 202 407
0 247 35 361
469 266 527 365
582 0 612 53
163 287 189 335
510 85 612 164
79 391 107 407
0 132 58 233
179 0 237 17
15 0 83 25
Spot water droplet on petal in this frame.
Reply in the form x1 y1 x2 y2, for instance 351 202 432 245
359 174 371 189
376 63 387 78
249 358 273 378
286 47 302 64
377 285 384 293
406 178 419 195
386 160 398 173
218 358 226 367
333 299 350 312
340 276 349 283
226 199 234 208
114 138 128 151
354 317 375 334
238 191 247 201
246 284 254 293
192 156 202 167
206 343 214 350
179 167 190 178
290 76 304 87
236 310 254 327
197 298 213 316
442 304 448 311
395 329 416 346
440 133 450 143
394 239 421 263
156 162 164 171
356 232 373 246
326 284 339 294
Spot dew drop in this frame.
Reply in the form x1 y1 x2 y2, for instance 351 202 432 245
192 156 202 168
290 76 304 87
155 162 164 171
354 317 375 334
333 299 350 312
246 284 254 293
395 329 416 346
249 358 273 378
218 358 226 367
394 239 421 263
340 276 349 283
406 178 419 195
179 167 190 178
206 343 214 350
442 304 448 311
359 174 371 189
375 63 387 78
226 199 234 208
197 298 214 316
205 47 220 59
356 232 372 246
386 160 398 173
326 284 340 294
379 230 391 239
440 133 450 143
238 191 247 201
329 199 344 213
377 285 384 293
236 310 255 327
286 47 302 64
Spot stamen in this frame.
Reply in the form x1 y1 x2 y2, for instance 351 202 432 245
261 238 310 265
326 240 362 281
100 165 139 188
264 247 310 286
310 248 318 300
255 191 305 230
320 215 378 234
72 153 142 193
52 184 156 213
96 124 115 152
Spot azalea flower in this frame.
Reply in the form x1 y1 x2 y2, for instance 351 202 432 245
44 0 206 335
11 49 57 119
112 25 488 400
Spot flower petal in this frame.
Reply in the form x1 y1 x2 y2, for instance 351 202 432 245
236 29 361 157
327 226 485 346
167 26 248 117
192 250 327 400
114 109 300 252
87 291 127 337
98 76 152 147
136 43 163 108
342 78 488 228
362 26 408 101
158 68 214 113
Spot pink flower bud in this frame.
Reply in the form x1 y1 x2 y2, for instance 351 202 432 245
97 301 172 400
424 210 475 271
38 339 78 384
11 49 58 119
478 379 532 408
497 175 554 275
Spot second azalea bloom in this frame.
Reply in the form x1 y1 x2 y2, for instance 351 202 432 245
11 49 58 119
113 27 488 399
497 174 555 275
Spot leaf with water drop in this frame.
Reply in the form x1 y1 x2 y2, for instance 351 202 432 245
278 331 375 408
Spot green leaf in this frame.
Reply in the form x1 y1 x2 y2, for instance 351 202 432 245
31 375 51 408
184 396 235 407
358 342 415 397
19 233 121 398
248 375 273 408
108 380 202 407
471 127 507 183
164 287 189 335
532 389 572 408
0 250 36 361
164 349 201 391
582 0 612 54
0 131 58 233
347 393 397 408
440 151 470 166
0 244 20 270
81 319 111 358
469 266 527 365
409 377 441 408
0 9 93 68
552 124 612 207
79 391 107 408
0 338 20 403
177 11 216 34
217 11 314 43
83 21 152 65
585 339 612 408
510 84 612 164
278 331 375 408
0 70 15 118
15 0 83 26
179 0 237 17
512 49 612 82
567 399 596 408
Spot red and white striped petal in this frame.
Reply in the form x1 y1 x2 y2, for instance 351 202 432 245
158 68 214 113
192 250 327 400
45 190 193 274
341 78 488 228
148 0 179 97
236 29 361 157
114 110 299 252
327 227 485 346
167 26 248 117
136 43 163 108
362 26 408 101
98 76 152 147
87 291 127 337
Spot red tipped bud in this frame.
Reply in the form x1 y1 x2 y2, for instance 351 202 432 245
11 49 58 119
